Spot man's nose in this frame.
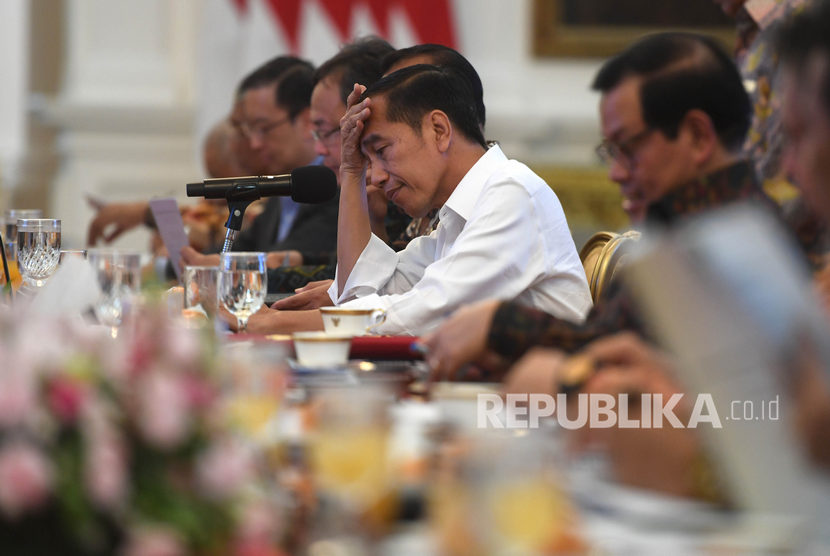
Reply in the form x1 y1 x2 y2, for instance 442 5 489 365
314 138 329 157
247 133 264 151
369 163 389 186
608 157 630 185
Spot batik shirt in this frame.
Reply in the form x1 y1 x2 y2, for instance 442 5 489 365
737 0 808 181
488 161 781 360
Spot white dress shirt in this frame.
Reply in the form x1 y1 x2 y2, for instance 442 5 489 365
327 145 592 335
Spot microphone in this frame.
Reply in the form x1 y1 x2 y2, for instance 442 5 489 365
186 165 337 204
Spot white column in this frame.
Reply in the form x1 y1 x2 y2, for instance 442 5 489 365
0 0 30 198
43 0 200 250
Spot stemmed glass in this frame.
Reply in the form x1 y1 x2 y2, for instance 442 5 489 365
217 252 267 333
16 218 61 288
87 249 142 337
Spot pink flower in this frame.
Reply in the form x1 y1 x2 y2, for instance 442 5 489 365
233 539 286 556
0 371 37 428
181 374 216 412
164 326 202 368
17 318 69 369
135 370 190 449
47 376 87 423
85 432 128 510
0 441 53 519
235 499 281 546
122 525 186 556
197 437 255 499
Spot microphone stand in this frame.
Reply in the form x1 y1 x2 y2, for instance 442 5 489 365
221 182 262 253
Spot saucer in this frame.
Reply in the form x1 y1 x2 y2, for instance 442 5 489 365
286 358 358 387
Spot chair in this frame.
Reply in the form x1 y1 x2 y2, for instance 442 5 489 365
579 230 641 303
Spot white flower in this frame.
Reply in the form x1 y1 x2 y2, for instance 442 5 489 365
197 436 255 499
163 324 202 368
0 368 37 429
85 426 128 511
135 370 191 449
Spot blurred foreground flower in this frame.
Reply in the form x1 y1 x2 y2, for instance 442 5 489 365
0 305 279 555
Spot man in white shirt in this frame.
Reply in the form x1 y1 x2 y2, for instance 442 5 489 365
338 64 593 333
246 63 590 335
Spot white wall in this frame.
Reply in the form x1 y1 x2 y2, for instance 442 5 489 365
453 0 603 165
44 0 199 249
0 0 30 198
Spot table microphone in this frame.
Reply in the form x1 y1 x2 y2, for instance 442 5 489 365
186 165 337 204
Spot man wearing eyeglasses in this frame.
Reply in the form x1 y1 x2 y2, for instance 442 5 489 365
424 32 788 379
226 56 340 260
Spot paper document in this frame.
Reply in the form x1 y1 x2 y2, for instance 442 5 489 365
149 198 188 282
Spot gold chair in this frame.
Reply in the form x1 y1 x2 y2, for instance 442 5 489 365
579 230 641 303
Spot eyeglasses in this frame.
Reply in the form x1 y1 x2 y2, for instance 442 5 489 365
239 117 291 140
595 128 654 168
311 126 341 143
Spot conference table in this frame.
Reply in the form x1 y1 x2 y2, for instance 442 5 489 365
0 281 820 554
220 332 816 556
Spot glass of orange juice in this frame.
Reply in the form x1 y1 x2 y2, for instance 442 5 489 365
220 341 290 443
1 209 42 291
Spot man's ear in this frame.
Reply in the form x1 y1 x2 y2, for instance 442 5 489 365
681 109 718 166
426 109 452 153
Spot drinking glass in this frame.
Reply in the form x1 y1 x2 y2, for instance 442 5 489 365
431 429 576 555
1 210 42 291
59 249 87 264
87 249 142 337
217 252 267 333
307 384 394 549
310 386 392 505
183 265 220 317
219 341 290 443
3 209 42 252
16 218 61 288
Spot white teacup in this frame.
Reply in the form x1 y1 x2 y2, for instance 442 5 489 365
320 307 386 336
292 331 353 368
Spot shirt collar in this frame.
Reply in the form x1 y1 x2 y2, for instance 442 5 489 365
646 160 773 226
441 144 507 222
745 0 804 30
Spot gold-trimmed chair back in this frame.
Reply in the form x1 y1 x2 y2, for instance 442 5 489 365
579 230 641 303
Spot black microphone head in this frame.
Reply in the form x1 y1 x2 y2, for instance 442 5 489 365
186 182 205 197
290 165 338 203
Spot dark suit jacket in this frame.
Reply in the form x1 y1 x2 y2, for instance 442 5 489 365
233 191 339 258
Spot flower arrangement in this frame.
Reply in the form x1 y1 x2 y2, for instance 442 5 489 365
0 306 284 556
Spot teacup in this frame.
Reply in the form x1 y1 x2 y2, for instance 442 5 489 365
292 331 353 368
320 307 386 336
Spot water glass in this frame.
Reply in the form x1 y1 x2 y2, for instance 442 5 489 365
217 252 267 333
0 210 41 291
87 249 142 335
3 209 42 252
16 218 61 287
183 265 220 317
59 249 87 264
